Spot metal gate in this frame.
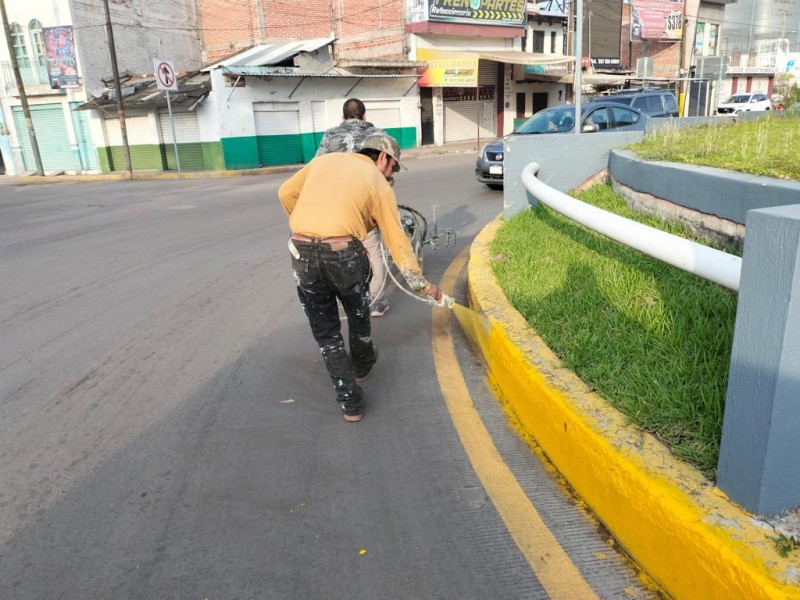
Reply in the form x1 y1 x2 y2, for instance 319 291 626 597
688 81 709 117
70 102 99 171
253 102 303 166
13 104 77 172
158 110 204 170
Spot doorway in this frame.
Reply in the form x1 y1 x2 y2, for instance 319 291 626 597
420 87 434 145
532 92 549 114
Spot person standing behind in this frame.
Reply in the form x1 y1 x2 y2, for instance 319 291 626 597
279 133 442 422
315 98 391 318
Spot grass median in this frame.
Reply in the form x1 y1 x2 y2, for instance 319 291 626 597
490 185 739 477
632 112 800 180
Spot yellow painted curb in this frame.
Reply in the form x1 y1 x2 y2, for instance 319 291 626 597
2 165 299 185
468 217 800 600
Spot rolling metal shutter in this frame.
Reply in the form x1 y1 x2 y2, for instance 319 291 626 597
158 110 204 171
253 102 303 166
366 100 402 129
13 104 77 172
444 99 496 143
311 100 326 148
443 61 497 143
444 101 478 142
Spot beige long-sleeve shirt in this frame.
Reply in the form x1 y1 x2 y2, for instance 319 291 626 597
278 152 429 292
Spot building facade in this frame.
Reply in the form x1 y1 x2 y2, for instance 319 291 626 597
0 0 202 175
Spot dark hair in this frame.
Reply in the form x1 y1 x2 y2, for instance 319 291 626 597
343 98 366 120
357 148 381 162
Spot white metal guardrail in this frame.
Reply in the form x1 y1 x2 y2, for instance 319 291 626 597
521 162 743 291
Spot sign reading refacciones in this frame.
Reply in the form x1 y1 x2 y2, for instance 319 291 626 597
154 59 178 92
427 0 525 28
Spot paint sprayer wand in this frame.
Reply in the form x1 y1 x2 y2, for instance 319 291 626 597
380 243 456 310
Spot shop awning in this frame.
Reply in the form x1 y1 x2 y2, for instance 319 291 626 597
476 51 574 66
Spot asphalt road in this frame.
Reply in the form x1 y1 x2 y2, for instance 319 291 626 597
0 155 657 599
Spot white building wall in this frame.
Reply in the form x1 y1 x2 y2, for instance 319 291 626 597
209 69 419 142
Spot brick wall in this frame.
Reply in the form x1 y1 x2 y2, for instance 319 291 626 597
71 0 203 95
199 0 406 63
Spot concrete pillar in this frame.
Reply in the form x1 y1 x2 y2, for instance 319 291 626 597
717 204 800 515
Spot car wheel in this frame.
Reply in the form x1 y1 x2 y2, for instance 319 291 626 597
487 184 503 191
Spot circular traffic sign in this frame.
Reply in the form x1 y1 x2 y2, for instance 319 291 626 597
155 60 177 91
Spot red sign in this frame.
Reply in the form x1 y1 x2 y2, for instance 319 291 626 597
630 0 684 41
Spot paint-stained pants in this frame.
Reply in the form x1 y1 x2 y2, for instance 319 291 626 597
291 238 378 416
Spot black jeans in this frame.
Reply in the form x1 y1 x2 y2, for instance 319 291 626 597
291 238 378 415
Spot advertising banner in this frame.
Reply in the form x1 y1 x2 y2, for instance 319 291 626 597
43 26 80 89
417 48 479 87
630 0 684 41
427 0 526 28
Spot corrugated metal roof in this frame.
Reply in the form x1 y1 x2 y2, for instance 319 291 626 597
74 73 211 112
202 37 335 71
220 66 418 78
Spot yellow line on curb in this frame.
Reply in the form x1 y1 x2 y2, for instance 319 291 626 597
432 246 599 600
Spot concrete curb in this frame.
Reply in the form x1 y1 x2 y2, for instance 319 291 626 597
0 144 476 186
468 217 800 600
0 165 300 185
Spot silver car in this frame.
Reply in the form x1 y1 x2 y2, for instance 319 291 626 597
476 102 650 190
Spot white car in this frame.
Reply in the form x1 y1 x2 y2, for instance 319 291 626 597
717 93 771 116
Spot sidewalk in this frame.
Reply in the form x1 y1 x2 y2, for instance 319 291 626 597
467 218 800 600
0 140 481 186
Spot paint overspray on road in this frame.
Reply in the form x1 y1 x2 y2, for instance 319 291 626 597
448 299 491 355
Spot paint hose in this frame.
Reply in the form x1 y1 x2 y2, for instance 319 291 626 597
379 241 455 310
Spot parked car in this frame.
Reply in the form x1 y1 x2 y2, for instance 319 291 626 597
592 89 679 118
476 102 650 190
716 93 771 116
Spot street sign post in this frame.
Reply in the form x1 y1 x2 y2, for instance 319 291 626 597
154 58 181 176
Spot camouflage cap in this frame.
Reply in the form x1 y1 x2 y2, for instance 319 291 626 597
360 132 406 171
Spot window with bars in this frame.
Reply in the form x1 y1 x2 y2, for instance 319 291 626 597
29 20 45 64
533 31 545 53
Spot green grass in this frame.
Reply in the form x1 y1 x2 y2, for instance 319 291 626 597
630 113 800 180
490 185 739 476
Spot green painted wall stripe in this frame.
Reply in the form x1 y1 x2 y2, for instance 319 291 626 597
71 125 417 174
221 136 259 170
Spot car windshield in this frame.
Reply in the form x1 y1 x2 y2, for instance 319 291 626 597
515 107 576 134
725 95 751 104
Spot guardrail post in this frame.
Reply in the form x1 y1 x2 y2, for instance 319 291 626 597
717 204 800 515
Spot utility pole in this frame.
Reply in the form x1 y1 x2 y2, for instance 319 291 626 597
0 0 44 175
102 0 132 175
567 0 574 102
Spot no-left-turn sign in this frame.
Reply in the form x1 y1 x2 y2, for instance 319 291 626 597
154 59 178 92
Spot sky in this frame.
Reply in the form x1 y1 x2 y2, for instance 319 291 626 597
721 0 800 52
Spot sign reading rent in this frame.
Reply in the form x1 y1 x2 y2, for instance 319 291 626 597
630 0 684 41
